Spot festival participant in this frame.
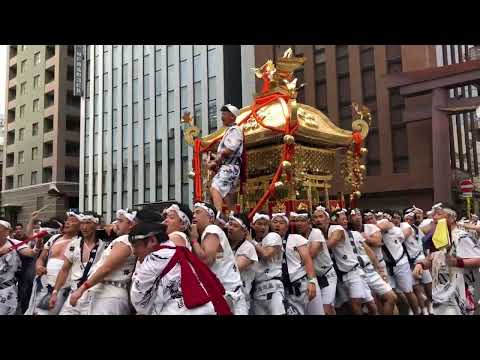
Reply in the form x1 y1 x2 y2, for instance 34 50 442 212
129 221 230 315
26 214 80 315
392 211 402 227
68 209 137 315
162 203 193 249
348 209 397 315
249 212 286 315
270 213 316 315
401 209 433 315
426 203 480 315
311 206 338 315
376 218 421 315
207 104 244 219
291 209 325 315
226 212 258 313
326 209 365 315
49 212 108 315
0 218 43 315
190 202 247 315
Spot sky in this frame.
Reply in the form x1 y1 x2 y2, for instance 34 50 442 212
0 45 6 116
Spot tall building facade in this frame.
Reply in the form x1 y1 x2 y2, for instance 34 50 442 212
253 45 438 209
1 45 80 224
79 45 250 222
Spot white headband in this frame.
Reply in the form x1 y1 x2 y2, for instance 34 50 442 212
66 211 81 220
0 220 12 230
163 204 191 230
271 213 289 225
431 203 456 217
363 211 374 217
116 209 137 223
229 215 247 230
290 212 309 219
375 212 384 217
349 209 361 216
412 205 423 214
331 209 347 220
194 203 215 219
252 213 270 224
314 206 329 216
78 214 100 223
39 227 61 236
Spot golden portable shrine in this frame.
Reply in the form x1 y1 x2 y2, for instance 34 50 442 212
182 48 372 219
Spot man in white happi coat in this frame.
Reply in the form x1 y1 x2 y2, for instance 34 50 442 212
68 209 137 315
49 212 107 315
190 202 247 315
26 213 80 315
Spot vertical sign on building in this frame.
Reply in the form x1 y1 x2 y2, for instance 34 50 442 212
73 45 85 97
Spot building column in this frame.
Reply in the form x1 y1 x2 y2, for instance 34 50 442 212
432 87 452 203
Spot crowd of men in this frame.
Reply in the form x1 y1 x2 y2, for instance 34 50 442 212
0 199 479 316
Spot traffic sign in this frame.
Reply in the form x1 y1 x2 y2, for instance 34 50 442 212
460 179 474 193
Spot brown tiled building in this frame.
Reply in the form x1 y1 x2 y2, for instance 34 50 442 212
1 45 81 225
253 45 478 211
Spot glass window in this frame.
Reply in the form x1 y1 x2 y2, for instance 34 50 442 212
32 123 38 136
133 102 138 123
20 105 26 118
315 63 326 80
155 96 162 116
122 64 128 83
167 66 175 90
193 55 201 82
314 49 326 64
208 100 217 131
18 174 23 187
33 75 40 89
134 45 142 59
315 82 327 109
133 79 139 102
144 143 150 164
193 45 202 56
112 86 118 108
336 57 349 75
360 48 375 68
144 75 150 97
362 69 376 99
31 171 38 185
122 124 128 147
18 151 24 164
194 104 202 126
156 139 162 159
144 99 150 119
180 45 190 60
113 46 121 68
122 105 128 125
180 60 188 86
122 191 128 208
180 86 187 110
20 82 26 95
338 76 350 104
155 49 162 71
194 82 201 105
155 115 162 139
144 55 150 75
208 77 216 100
19 128 25 141
386 45 402 61
167 91 174 112
155 70 162 95
32 147 38 160
133 122 140 146
122 83 128 105
112 127 118 149
207 49 216 76
167 45 175 66
133 59 139 79
145 164 150 188
21 59 27 73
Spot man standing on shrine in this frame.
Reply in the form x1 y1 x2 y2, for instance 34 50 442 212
207 104 244 222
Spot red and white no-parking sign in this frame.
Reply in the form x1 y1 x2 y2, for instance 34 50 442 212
460 179 474 197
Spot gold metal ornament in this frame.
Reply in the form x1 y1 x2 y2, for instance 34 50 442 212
359 165 366 172
274 181 285 190
282 160 292 171
355 191 362 198
283 134 295 145
188 171 196 179
360 147 368 155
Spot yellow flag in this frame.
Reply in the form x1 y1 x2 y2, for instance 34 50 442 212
432 218 450 250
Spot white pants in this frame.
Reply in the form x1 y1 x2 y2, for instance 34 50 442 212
364 268 392 297
360 271 374 303
0 285 18 315
226 287 248 315
89 294 131 315
319 268 337 306
433 304 462 315
60 291 92 315
26 283 69 315
306 280 324 315
388 261 413 293
253 279 286 315
285 277 309 315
